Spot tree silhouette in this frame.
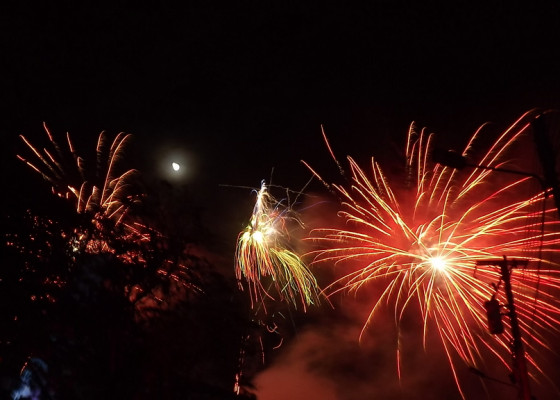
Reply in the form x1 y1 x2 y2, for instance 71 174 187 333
2 128 253 399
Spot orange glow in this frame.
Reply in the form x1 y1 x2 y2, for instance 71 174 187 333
305 110 560 397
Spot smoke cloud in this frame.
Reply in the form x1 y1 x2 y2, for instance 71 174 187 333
251 292 556 399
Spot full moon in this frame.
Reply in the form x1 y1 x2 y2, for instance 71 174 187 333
172 162 180 171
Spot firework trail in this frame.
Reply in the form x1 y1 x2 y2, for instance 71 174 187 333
235 181 321 312
18 123 140 223
17 123 150 248
303 110 560 397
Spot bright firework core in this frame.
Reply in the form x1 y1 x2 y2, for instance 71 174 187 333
429 256 447 271
245 229 266 244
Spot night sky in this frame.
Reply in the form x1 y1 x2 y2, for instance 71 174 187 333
2 2 560 399
4 2 560 191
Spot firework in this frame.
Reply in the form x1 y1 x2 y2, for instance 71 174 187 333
17 123 150 247
14 124 207 321
304 110 560 397
18 123 140 221
235 181 321 312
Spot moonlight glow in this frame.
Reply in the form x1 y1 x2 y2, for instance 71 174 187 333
153 142 197 182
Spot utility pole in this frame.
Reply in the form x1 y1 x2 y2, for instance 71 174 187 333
476 256 532 400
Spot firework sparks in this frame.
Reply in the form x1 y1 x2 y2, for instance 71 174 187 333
304 110 560 397
17 123 149 244
13 124 207 322
14 123 162 289
17 123 139 220
235 181 321 312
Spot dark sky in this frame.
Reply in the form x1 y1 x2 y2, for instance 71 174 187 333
3 2 560 191
2 3 560 398
3 2 560 231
